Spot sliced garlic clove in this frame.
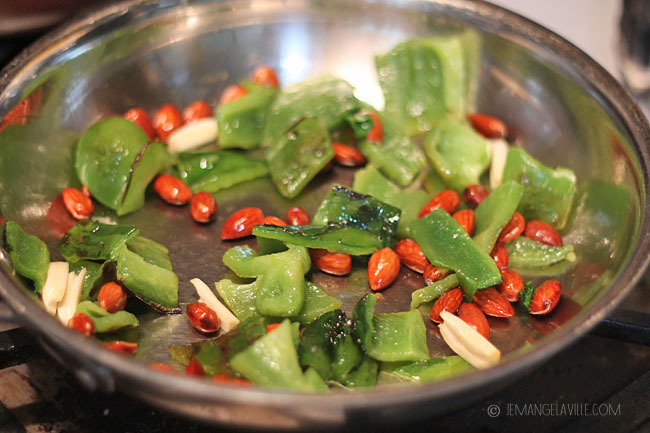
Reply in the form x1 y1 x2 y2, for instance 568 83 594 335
438 310 500 369
189 278 240 333
167 118 218 153
489 138 509 191
41 262 69 316
57 268 86 325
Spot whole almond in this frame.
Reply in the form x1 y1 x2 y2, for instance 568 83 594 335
467 113 508 139
473 287 514 318
423 264 451 285
98 282 128 313
185 357 206 376
394 239 429 274
462 184 489 208
458 302 490 339
153 174 192 205
529 279 562 315
418 190 461 218
221 207 264 239
524 220 563 246
490 243 509 270
498 211 525 243
285 206 310 225
429 287 463 323
62 187 94 220
452 209 476 236
190 191 217 223
310 249 351 276
262 216 287 226
498 268 524 302
332 142 366 167
367 247 400 291
102 341 138 355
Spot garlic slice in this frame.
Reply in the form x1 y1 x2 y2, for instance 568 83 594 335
167 118 218 153
41 262 69 315
438 310 500 369
189 278 240 333
489 138 509 190
57 268 86 325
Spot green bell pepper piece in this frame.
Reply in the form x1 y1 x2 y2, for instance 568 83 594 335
2 221 49 292
265 116 334 198
303 368 329 391
76 300 139 333
252 224 383 255
344 110 375 140
125 236 172 271
230 320 317 391
262 75 361 148
215 279 259 322
353 165 429 238
359 113 426 187
410 274 459 309
473 181 525 253
410 209 501 301
59 220 139 263
379 356 472 384
292 282 342 325
114 244 178 312
423 168 448 196
222 244 310 278
69 260 106 301
312 185 401 247
168 340 225 377
505 237 576 269
217 83 278 149
353 294 429 362
176 151 269 193
423 118 490 192
502 148 577 229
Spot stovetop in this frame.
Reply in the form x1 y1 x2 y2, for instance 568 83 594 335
1 3 650 432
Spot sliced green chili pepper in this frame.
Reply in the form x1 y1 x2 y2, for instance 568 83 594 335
217 83 278 149
252 224 383 255
59 220 139 263
473 180 525 253
352 165 429 238
265 116 334 198
2 221 50 292
76 300 139 333
353 294 429 362
312 185 401 247
502 148 577 229
423 118 490 192
410 209 501 301
379 356 472 384
505 237 576 268
410 274 459 309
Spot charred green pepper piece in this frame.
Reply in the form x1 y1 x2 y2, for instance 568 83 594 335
502 148 577 229
353 165 429 238
379 356 472 384
505 237 576 268
217 83 278 149
176 151 269 193
2 221 49 292
76 300 139 333
59 221 138 263
410 274 459 309
423 118 490 192
473 181 524 253
312 185 401 247
265 116 334 198
252 224 383 255
353 294 429 362
410 209 501 301
262 75 362 148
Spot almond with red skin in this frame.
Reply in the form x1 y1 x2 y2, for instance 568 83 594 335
452 209 475 236
498 268 524 302
366 111 383 142
124 107 156 140
185 357 206 376
423 264 451 285
529 279 562 315
219 84 247 105
394 239 429 274
332 142 366 167
153 104 183 141
252 65 280 88
221 207 264 239
62 187 94 220
149 363 177 374
310 249 351 276
498 211 525 243
467 113 508 139
68 313 95 337
285 206 310 225
153 174 192 205
190 191 217 223
473 287 514 318
183 100 212 123
0 215 5 225
491 243 509 270
102 341 138 355
81 185 92 198
186 302 220 333
98 282 127 313
524 220 563 246
418 190 461 218
429 287 463 323
458 302 490 339
262 216 287 226
367 247 400 291
462 184 489 208
212 374 253 386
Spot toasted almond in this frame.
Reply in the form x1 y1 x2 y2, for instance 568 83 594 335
332 142 366 167
191 278 240 332
473 287 514 318
429 287 463 323
220 207 264 239
462 184 489 208
418 190 460 218
458 303 490 340
367 247 400 291
423 264 451 285
467 113 508 139
524 220 563 246
394 239 429 274
498 268 524 302
490 243 509 270
452 209 475 236
498 211 525 243
310 249 351 276
529 279 562 315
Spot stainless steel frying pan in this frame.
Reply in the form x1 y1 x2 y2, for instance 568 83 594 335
1 0 649 429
